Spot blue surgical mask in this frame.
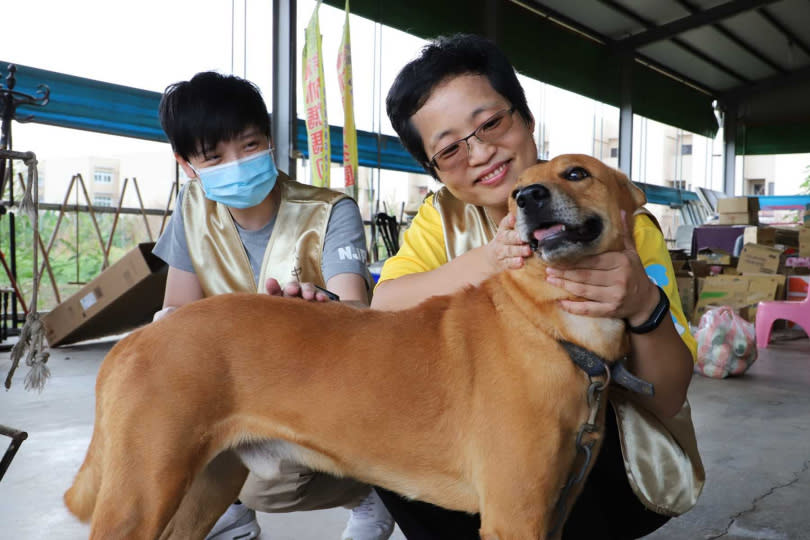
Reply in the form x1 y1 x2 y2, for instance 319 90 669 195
190 149 278 209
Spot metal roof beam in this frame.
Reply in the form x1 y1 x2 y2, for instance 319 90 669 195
617 0 780 49
671 0 786 75
756 6 810 59
601 0 749 83
518 0 611 45
521 1 718 95
724 63 810 101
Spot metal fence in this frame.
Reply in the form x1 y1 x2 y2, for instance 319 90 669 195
1 158 177 328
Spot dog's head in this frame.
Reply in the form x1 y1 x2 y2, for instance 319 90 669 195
510 154 647 265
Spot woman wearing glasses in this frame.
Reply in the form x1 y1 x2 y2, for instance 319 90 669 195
371 34 703 539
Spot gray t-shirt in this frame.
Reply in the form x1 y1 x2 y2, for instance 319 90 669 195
153 185 369 287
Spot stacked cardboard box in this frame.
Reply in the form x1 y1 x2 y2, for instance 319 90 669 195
743 226 775 246
736 243 785 274
715 197 759 225
691 241 785 324
682 223 810 328
670 253 696 319
743 224 810 256
800 227 810 257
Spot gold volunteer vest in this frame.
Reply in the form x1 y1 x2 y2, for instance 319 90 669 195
432 186 705 516
182 174 347 297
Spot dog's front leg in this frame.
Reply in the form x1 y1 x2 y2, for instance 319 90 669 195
475 426 575 540
159 449 249 539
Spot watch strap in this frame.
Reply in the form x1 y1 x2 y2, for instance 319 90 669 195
626 285 670 334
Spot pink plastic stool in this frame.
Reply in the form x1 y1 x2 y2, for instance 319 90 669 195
755 293 810 347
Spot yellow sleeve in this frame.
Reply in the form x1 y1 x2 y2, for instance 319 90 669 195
377 195 448 285
633 214 698 363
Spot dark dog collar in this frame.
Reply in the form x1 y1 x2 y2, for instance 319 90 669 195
559 341 654 396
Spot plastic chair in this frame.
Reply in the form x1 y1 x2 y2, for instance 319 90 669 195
755 293 810 347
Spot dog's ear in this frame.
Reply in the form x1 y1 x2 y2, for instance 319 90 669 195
614 169 647 209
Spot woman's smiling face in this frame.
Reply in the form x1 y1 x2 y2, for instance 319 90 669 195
411 74 538 221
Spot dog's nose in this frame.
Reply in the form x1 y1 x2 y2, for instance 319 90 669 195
515 184 550 209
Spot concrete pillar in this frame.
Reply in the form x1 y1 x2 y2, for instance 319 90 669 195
272 0 297 178
722 101 737 196
618 55 633 177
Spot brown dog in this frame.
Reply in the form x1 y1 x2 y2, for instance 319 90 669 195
65 154 647 539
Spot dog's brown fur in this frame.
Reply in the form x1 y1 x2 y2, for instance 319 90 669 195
65 155 647 539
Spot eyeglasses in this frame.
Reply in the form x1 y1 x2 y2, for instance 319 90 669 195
429 107 517 171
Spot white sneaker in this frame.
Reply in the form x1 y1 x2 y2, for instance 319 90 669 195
205 502 261 540
341 489 395 540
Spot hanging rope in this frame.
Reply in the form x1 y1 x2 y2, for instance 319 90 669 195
5 151 50 391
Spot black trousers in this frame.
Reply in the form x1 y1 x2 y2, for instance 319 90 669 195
375 409 670 540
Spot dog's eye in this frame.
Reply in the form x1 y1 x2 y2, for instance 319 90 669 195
563 167 590 181
511 189 520 199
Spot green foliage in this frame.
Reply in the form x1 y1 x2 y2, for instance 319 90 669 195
0 209 157 311
798 164 810 193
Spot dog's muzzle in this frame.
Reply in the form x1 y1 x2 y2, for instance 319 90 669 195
514 183 603 254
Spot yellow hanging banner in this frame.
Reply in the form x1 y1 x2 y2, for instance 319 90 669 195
302 0 329 187
337 0 358 199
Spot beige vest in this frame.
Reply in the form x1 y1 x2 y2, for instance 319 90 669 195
432 187 705 516
182 174 347 297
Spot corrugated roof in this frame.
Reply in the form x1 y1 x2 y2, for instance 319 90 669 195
327 0 810 154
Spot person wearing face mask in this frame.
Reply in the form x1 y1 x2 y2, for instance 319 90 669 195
152 72 394 540
371 35 703 539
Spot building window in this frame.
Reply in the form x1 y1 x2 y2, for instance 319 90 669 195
669 180 688 190
610 147 618 158
746 179 766 196
94 170 113 184
93 195 113 207
681 144 693 155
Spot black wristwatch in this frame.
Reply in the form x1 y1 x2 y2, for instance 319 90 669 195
626 285 670 334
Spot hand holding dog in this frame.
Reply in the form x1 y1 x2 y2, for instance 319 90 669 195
482 213 533 273
265 278 334 302
545 210 659 324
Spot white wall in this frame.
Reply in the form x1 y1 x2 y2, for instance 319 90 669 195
744 154 809 195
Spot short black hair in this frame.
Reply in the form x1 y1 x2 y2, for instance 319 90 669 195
159 71 271 161
386 34 532 178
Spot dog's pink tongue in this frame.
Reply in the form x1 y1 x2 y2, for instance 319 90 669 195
533 224 564 242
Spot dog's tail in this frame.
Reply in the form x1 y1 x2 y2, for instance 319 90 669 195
64 416 103 522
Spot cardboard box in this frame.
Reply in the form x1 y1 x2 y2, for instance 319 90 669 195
689 259 712 278
715 212 757 225
743 226 776 246
771 226 798 248
801 227 810 257
676 276 696 320
669 252 697 320
697 247 734 266
736 243 784 275
669 250 689 272
717 197 760 214
692 274 784 324
768 226 810 254
42 243 168 347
